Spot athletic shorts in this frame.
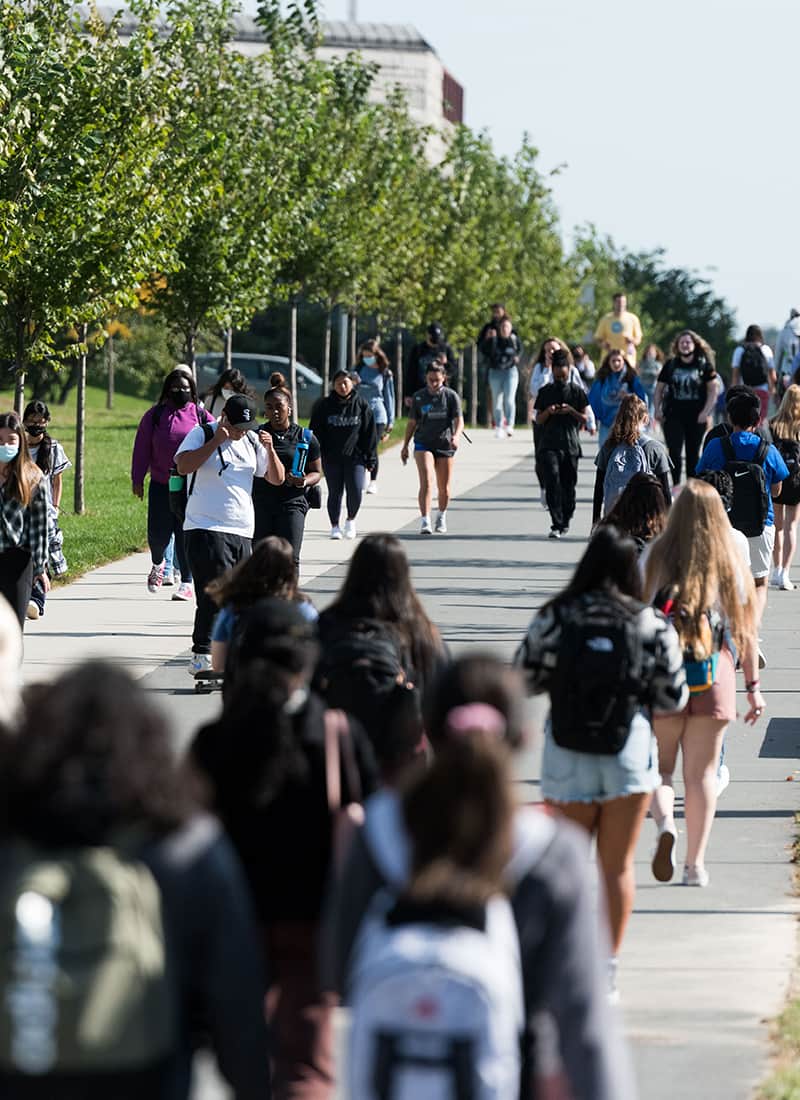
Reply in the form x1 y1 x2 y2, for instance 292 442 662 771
541 714 660 804
748 523 775 579
414 443 455 459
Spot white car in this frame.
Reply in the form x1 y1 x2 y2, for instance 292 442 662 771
195 353 324 419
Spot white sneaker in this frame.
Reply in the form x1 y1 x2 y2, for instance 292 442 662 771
420 516 433 535
771 567 784 588
682 864 710 887
162 569 175 587
330 525 343 540
189 653 213 677
494 425 505 439
26 600 40 621
435 511 447 533
716 763 731 798
758 644 767 670
366 481 378 494
651 822 677 882
506 427 514 437
343 518 357 539
780 573 795 591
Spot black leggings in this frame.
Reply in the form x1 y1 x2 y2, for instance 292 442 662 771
324 457 366 526
0 547 33 628
663 413 706 484
148 480 192 580
253 504 307 566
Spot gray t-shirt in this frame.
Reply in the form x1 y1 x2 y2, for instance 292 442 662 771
411 385 461 453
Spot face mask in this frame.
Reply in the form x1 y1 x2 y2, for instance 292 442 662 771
362 355 376 367
170 388 192 407
0 445 19 463
221 388 235 402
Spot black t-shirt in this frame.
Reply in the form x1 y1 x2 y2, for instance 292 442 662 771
252 422 321 510
534 381 588 455
657 356 715 415
411 385 462 452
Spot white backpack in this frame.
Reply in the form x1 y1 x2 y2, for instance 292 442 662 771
346 793 555 1100
602 440 648 513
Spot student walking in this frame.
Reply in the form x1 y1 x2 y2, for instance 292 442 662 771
533 347 589 537
529 338 590 505
768 384 800 589
253 375 322 566
22 401 70 618
404 322 457 407
643 480 763 887
637 343 664 418
653 330 719 482
572 343 596 389
593 291 643 364
132 368 210 600
0 412 49 628
400 361 464 535
599 472 669 553
354 340 395 493
516 526 688 1000
589 351 647 446
731 324 776 425
481 315 523 437
310 369 377 541
592 394 672 524
203 366 251 418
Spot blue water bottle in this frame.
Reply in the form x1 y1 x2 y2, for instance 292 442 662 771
291 436 309 478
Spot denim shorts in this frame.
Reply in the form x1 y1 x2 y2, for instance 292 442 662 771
541 713 660 804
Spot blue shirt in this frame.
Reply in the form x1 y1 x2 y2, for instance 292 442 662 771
211 599 318 643
696 430 789 527
588 372 647 428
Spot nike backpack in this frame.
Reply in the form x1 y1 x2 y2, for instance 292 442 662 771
721 436 770 537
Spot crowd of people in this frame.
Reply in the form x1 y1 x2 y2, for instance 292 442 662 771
0 298 795 1099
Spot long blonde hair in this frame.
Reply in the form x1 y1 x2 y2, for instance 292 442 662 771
771 384 800 442
644 479 755 652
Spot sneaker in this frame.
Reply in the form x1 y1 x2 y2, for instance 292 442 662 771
780 573 795 591
147 563 164 593
548 527 561 540
651 823 677 882
162 569 175 587
26 600 40 621
330 525 343 540
560 525 570 536
494 425 505 439
343 518 357 539
758 645 767 670
366 481 378 494
172 581 194 602
771 566 784 589
716 763 731 798
506 427 514 438
435 511 447 533
607 957 620 1007
420 516 433 536
682 864 710 888
189 653 213 677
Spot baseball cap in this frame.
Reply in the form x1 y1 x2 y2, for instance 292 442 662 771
222 394 255 427
427 322 444 341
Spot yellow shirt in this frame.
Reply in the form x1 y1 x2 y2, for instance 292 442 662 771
594 311 643 363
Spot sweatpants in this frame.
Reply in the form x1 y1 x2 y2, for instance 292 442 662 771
184 529 251 654
663 413 706 483
254 504 308 567
539 449 579 531
148 480 192 581
0 547 33 628
324 457 366 526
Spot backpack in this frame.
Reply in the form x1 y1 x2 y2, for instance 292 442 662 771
168 414 213 523
602 440 648 513
654 586 725 694
0 843 173 1075
314 618 406 742
720 435 770 536
549 593 646 754
774 436 800 495
738 343 768 386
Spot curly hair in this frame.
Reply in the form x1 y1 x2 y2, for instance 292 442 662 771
600 473 668 544
207 536 299 610
608 393 648 446
669 329 716 369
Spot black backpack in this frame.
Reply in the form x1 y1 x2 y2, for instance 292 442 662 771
738 343 768 386
720 435 770 536
168 415 213 523
314 618 406 744
549 593 646 755
774 436 800 495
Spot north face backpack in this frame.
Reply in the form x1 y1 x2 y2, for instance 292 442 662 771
0 843 173 1075
602 440 648 513
549 592 646 754
738 343 768 387
720 435 770 537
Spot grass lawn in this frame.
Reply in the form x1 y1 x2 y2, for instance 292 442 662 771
42 387 406 581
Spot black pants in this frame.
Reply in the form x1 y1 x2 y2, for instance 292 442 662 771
369 453 379 483
253 503 307 566
0 547 33 628
148 480 192 581
539 449 579 531
663 412 705 484
324 457 366 526
532 422 544 487
184 529 251 654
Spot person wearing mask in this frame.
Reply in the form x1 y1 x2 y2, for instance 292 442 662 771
637 343 664 418
309 369 377 541
593 291 643 364
0 412 49 628
253 374 322 566
132 368 211 600
768 384 800 590
653 330 719 482
481 315 523 438
572 344 596 389
404 322 456 408
589 350 647 447
203 367 250 418
533 347 589 538
22 400 70 619
354 339 395 494
401 360 464 536
730 324 776 426
175 394 284 676
774 308 800 396
592 394 672 525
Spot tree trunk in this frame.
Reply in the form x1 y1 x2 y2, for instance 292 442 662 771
105 332 115 410
337 306 348 376
185 329 197 383
289 299 298 414
13 318 25 417
323 304 333 392
395 328 403 411
457 350 465 397
74 324 88 515
349 309 357 366
224 328 233 371
470 343 478 429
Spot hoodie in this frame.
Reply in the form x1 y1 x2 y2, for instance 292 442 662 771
775 315 800 377
308 390 378 466
131 402 211 487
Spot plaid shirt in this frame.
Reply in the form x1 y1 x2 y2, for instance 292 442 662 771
0 478 49 575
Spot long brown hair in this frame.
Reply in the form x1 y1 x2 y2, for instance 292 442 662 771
608 393 648 446
669 329 716 368
596 350 638 386
0 412 40 507
207 536 299 610
600 473 668 544
643 479 756 652
355 338 390 373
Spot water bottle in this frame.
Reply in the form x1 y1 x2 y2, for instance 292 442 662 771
291 438 309 479
168 468 185 493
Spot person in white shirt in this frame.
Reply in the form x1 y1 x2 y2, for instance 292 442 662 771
175 394 284 674
730 324 776 425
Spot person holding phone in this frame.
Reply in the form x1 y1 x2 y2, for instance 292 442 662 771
533 348 590 538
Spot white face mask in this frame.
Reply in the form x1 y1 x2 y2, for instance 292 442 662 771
221 388 235 402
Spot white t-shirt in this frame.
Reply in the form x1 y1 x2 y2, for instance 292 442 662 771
176 426 268 536
731 344 774 390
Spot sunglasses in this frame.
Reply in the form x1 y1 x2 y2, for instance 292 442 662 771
24 424 46 435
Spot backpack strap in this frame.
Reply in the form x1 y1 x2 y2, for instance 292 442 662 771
720 434 736 464
187 421 217 499
755 439 770 465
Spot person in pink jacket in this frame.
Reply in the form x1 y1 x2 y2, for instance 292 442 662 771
131 368 212 600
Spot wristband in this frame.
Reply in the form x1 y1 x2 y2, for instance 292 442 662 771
745 680 760 692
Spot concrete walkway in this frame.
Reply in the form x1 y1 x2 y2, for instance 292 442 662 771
23 429 800 1100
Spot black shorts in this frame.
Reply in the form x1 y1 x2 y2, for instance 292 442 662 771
414 443 455 459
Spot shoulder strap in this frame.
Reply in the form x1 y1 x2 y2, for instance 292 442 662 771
324 709 362 812
755 439 770 465
188 421 218 498
720 434 735 463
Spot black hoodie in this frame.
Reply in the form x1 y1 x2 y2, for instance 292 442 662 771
309 390 377 466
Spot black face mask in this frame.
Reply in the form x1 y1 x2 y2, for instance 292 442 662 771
170 388 192 407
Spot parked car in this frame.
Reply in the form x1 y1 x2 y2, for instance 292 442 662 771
195 353 324 420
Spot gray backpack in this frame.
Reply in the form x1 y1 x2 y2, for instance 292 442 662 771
603 441 648 513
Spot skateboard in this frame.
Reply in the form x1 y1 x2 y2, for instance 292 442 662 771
194 669 224 694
